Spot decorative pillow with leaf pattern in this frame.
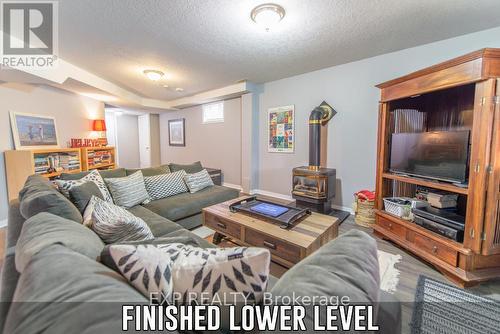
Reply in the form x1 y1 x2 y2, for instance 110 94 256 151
100 243 270 305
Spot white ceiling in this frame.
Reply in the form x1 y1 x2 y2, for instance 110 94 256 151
14 0 500 102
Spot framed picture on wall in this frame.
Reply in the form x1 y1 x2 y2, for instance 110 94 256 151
268 105 294 153
9 111 60 150
168 118 185 146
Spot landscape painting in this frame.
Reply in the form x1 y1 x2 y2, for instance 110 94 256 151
10 112 59 149
268 105 294 153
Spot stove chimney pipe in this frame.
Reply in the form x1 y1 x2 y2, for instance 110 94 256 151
308 101 336 169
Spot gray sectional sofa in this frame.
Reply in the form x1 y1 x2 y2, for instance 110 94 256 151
0 166 401 333
58 165 240 230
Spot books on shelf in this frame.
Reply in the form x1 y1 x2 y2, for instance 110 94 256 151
33 152 80 175
416 186 458 209
87 149 112 166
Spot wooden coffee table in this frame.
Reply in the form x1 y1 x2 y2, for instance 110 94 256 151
202 197 339 268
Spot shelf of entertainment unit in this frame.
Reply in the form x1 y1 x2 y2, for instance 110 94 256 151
382 172 469 195
375 210 472 254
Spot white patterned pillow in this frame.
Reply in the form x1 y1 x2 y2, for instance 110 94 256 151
104 171 150 208
84 196 154 244
55 169 112 202
101 243 270 305
144 170 188 200
184 169 214 193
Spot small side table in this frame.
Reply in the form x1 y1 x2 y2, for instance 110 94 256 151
205 168 222 185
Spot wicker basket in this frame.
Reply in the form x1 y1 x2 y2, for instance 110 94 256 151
353 193 376 228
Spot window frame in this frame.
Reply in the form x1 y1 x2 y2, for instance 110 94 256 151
202 101 224 124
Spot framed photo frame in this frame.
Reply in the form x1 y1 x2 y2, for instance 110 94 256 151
9 111 60 150
168 118 185 146
268 105 294 153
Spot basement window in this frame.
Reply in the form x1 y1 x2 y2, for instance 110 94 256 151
202 102 224 123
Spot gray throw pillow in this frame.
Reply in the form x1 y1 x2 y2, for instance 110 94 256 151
84 196 154 244
104 171 150 208
169 161 203 173
69 181 104 214
184 169 214 193
143 170 188 200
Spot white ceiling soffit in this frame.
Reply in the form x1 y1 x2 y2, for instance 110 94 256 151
0 55 252 110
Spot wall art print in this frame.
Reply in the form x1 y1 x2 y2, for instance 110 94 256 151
268 105 294 153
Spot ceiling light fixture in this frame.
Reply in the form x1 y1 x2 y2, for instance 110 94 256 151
251 3 285 31
143 69 164 81
162 84 169 88
175 88 184 92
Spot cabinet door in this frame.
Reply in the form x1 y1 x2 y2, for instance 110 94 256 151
465 79 496 252
481 79 500 255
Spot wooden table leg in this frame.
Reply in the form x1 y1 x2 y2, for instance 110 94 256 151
212 232 224 245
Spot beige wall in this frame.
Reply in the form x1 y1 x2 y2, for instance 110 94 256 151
160 98 242 186
256 26 500 210
0 83 104 223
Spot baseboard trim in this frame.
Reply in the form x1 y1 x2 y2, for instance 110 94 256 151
250 189 353 215
222 183 243 191
250 189 294 202
332 204 354 215
0 219 7 229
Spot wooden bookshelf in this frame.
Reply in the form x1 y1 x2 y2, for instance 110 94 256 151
80 147 116 171
5 148 82 201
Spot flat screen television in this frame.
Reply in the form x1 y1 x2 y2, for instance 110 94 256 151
389 130 470 183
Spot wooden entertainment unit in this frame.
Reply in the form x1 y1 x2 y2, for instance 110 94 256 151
374 49 500 287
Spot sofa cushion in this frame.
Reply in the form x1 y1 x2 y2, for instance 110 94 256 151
69 181 104 214
169 161 203 173
125 164 170 176
184 169 214 193
59 167 126 180
59 168 127 180
104 171 150 208
127 205 184 237
18 175 82 223
0 250 18 332
162 229 216 249
4 244 147 334
143 185 239 221
144 170 188 200
15 212 104 273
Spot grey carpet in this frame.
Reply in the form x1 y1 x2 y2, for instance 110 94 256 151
411 275 500 334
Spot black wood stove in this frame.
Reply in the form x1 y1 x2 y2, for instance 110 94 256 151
292 101 338 215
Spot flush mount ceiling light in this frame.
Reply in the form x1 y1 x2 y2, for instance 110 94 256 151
143 69 164 81
251 3 285 31
175 87 184 92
